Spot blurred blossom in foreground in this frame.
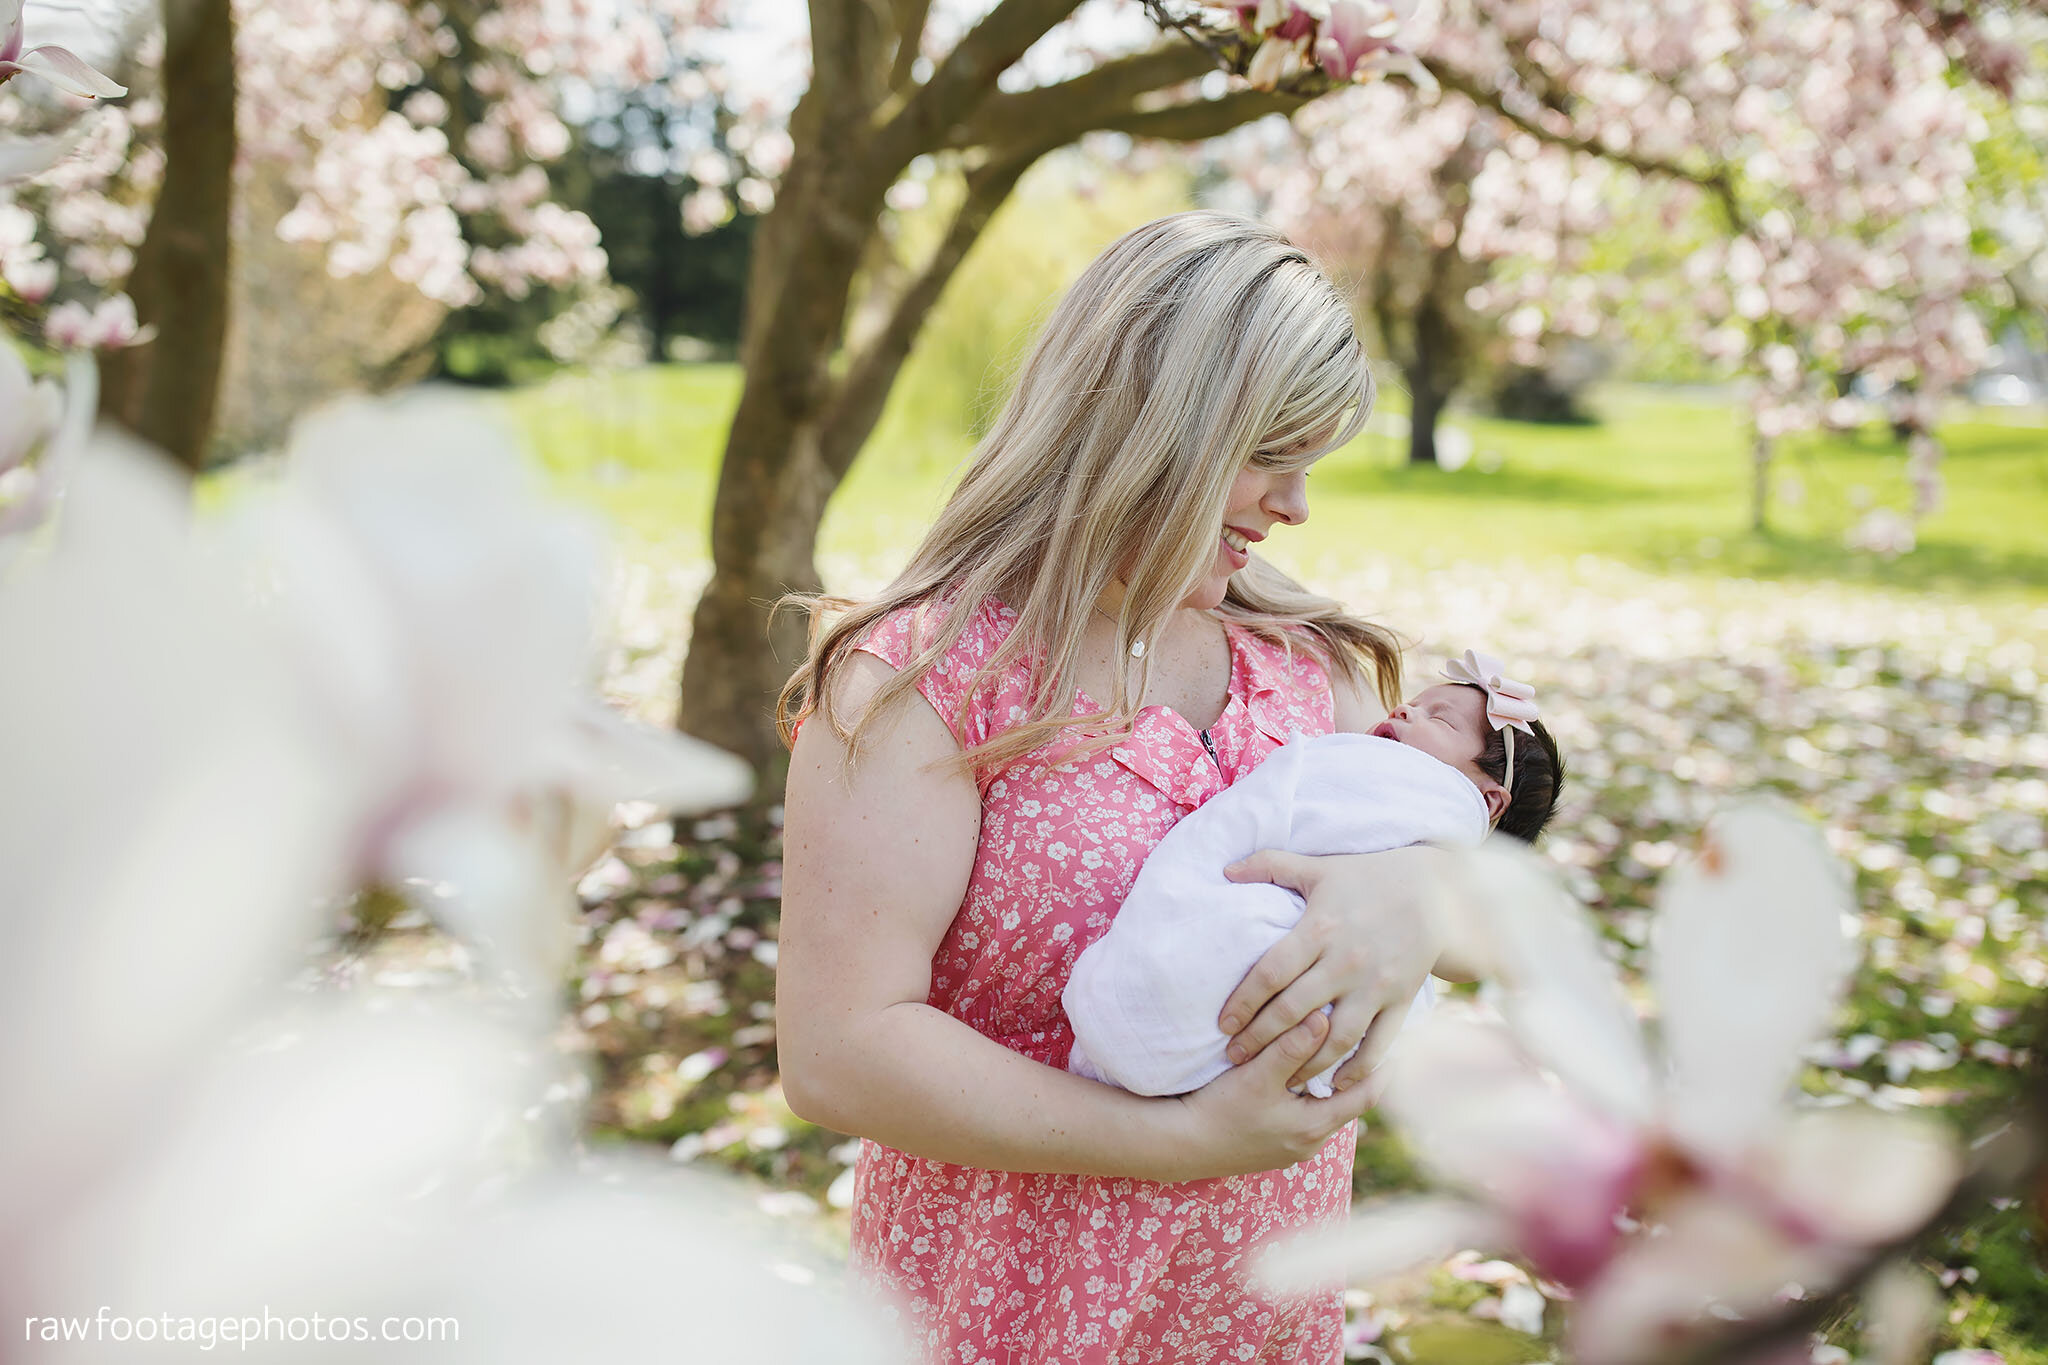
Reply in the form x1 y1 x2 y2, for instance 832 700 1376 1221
0 346 91 554
1 405 878 1360
228 392 752 993
0 0 126 99
1262 803 1961 1363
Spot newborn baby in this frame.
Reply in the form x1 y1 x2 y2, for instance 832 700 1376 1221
1063 651 1565 1098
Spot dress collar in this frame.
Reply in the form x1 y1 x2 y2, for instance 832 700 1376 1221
1097 622 1299 810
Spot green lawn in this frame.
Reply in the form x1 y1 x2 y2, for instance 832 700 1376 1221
507 363 2048 608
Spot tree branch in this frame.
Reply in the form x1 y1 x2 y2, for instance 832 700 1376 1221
818 153 1036 481
1417 55 1753 233
888 0 933 92
947 41 1216 150
871 0 1084 167
1086 86 1305 144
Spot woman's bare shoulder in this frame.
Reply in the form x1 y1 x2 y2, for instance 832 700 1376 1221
1327 666 1386 735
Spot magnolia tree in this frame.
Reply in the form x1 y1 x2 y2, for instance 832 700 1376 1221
0 0 755 466
674 0 1424 776
1239 0 2018 536
1244 81 1616 464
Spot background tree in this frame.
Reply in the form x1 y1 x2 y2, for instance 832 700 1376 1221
3 0 742 462
95 0 230 469
1241 0 2017 529
674 0 1417 776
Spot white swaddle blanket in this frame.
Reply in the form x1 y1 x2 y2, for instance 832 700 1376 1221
1063 732 1490 1098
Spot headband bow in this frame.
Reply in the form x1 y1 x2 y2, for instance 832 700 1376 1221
1440 649 1539 792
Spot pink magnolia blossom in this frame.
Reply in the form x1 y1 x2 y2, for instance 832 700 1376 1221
0 0 125 99
1263 803 1960 1364
1315 0 1402 80
42 292 148 349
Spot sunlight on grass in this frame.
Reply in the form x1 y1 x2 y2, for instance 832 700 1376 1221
507 362 2048 615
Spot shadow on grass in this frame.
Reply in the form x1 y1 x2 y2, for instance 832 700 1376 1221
1319 458 1675 508
1625 527 2048 596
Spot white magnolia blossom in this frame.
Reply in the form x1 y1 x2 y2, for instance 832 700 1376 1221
2 410 881 1361
1263 802 1962 1363
0 344 92 554
226 391 752 990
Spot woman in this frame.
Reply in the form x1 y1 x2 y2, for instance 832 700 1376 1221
776 212 1455 1363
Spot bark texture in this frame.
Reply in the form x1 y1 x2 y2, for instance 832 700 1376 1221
100 0 236 473
675 4 1312 779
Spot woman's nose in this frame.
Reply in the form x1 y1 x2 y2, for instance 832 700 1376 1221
1265 473 1309 526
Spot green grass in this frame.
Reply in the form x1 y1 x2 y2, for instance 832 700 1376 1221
508 363 2048 608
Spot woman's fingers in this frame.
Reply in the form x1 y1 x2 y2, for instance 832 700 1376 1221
1307 1065 1383 1127
1344 1003 1412 1081
1327 1039 1379 1094
1228 973 1334 1068
1219 932 1321 1053
1289 992 1381 1089
1248 1009 1329 1082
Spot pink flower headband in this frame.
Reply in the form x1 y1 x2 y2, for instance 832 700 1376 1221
1441 649 1539 789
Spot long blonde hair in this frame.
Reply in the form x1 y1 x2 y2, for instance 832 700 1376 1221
779 210 1404 781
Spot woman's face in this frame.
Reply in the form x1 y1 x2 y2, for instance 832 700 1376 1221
1180 459 1312 610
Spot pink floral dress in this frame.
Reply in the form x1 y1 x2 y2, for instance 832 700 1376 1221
847 597 1355 1365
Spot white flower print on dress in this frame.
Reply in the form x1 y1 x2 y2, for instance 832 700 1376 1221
846 597 1349 1365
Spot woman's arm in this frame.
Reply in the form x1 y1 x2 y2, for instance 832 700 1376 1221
777 651 1368 1182
1212 669 1479 1094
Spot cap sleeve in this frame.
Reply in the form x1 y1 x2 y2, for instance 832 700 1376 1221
852 597 1021 752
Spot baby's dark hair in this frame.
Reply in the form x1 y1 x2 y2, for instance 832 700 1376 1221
1475 717 1565 842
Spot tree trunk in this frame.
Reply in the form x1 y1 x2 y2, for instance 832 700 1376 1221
100 0 236 473
674 10 1308 778
1405 288 1459 467
1408 382 1446 466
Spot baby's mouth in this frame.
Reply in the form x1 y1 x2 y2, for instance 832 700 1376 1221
1370 720 1398 740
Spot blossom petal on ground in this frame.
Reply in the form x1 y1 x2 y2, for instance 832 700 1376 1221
1447 841 1655 1125
1654 801 1857 1161
1253 1194 1507 1295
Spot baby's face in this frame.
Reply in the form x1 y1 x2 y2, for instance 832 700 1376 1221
1370 683 1492 779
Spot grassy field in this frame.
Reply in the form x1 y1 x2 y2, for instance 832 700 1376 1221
503 361 2048 1363
508 363 2048 614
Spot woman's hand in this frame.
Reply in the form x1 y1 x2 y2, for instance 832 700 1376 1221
1167 1011 1376 1178
1216 844 1452 1092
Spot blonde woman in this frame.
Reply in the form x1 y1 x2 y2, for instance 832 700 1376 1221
777 212 1453 1363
